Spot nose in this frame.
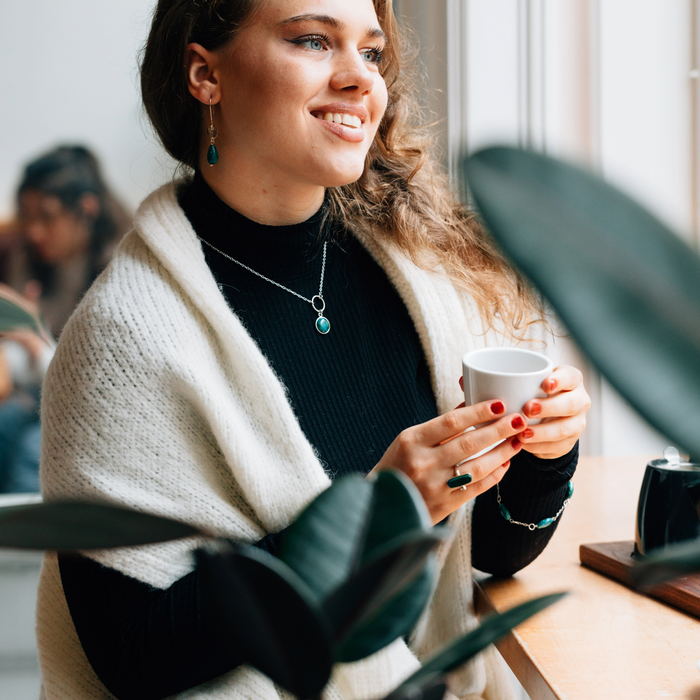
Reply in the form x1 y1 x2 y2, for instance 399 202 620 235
329 49 375 95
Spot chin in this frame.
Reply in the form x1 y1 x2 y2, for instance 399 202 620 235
317 162 367 188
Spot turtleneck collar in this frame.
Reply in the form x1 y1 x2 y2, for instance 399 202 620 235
179 171 330 281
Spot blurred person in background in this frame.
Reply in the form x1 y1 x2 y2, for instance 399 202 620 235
0 145 130 493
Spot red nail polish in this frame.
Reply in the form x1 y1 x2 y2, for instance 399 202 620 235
522 429 534 440
511 437 522 449
501 460 511 468
491 401 505 415
549 379 558 392
529 403 541 417
511 416 525 430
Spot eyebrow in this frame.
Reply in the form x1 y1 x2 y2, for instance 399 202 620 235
279 13 387 42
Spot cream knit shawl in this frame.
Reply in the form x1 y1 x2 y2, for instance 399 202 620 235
36 182 516 700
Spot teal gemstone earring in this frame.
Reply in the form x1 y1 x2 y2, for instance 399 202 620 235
206 96 219 166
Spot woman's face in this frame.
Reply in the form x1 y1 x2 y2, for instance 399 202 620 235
212 0 389 189
18 191 92 264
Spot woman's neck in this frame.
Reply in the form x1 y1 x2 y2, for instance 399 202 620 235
198 156 325 226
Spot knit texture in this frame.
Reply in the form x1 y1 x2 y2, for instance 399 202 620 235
35 181 557 699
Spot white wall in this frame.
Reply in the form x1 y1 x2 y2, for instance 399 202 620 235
0 0 171 219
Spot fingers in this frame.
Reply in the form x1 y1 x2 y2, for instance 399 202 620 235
541 365 582 395
518 414 586 458
437 413 527 467
417 399 507 446
524 370 590 422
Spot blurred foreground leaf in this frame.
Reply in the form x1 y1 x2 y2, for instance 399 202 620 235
279 475 374 599
197 542 333 699
0 501 202 550
631 539 700 589
281 471 443 662
328 529 447 662
393 592 566 691
462 147 700 457
0 286 50 342
382 672 447 700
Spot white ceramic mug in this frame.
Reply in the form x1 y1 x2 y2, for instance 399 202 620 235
462 347 554 426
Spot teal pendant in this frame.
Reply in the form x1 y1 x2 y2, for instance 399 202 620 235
537 517 554 529
315 316 330 334
498 503 512 521
566 481 574 499
207 144 219 166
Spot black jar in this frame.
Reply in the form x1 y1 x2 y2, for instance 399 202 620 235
635 450 700 556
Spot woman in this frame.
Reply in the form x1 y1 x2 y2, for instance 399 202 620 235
9 145 130 338
36 1 589 699
0 146 128 492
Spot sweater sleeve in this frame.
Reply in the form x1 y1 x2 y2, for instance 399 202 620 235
471 442 578 577
57 530 284 700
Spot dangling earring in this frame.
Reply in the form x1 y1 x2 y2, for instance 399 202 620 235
207 96 219 166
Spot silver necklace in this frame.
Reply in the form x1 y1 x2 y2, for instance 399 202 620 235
199 237 331 335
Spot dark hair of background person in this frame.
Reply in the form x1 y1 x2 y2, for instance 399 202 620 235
139 0 547 339
16 145 130 297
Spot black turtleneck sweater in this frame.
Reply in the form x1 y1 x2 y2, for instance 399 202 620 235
57 174 577 700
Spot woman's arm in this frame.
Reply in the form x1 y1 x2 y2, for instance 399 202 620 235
471 443 578 576
57 529 286 700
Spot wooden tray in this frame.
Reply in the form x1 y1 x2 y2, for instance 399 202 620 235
579 540 700 619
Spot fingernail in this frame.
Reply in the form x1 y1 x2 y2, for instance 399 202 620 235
511 437 522 449
447 473 473 489
548 379 558 392
511 415 525 430
529 403 541 417
491 401 505 415
501 460 511 468
521 429 534 440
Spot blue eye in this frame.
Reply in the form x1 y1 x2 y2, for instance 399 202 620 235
304 38 324 51
362 47 384 65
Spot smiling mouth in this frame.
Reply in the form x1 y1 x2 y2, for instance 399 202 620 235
313 112 363 129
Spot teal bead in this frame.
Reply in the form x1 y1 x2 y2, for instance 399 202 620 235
537 517 554 529
207 144 219 166
567 481 574 499
498 503 511 521
315 316 330 334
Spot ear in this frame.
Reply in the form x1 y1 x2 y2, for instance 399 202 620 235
186 43 221 105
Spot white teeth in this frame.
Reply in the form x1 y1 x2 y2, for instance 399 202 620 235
317 112 362 128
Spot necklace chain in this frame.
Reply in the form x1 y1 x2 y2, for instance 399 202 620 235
198 236 331 334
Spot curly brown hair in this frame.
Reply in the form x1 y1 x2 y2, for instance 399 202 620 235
140 0 544 338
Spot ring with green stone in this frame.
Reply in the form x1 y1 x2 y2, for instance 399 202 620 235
447 473 473 489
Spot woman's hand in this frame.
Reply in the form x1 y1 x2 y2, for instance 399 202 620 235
519 365 590 459
370 401 528 525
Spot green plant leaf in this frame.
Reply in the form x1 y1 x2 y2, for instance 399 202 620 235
362 470 432 562
326 528 448 661
279 474 374 600
462 147 700 457
0 288 50 341
631 538 700 589
395 592 566 689
381 672 447 700
0 501 202 550
335 555 437 663
196 541 333 699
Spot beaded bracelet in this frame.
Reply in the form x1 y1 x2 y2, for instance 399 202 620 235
496 481 574 531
